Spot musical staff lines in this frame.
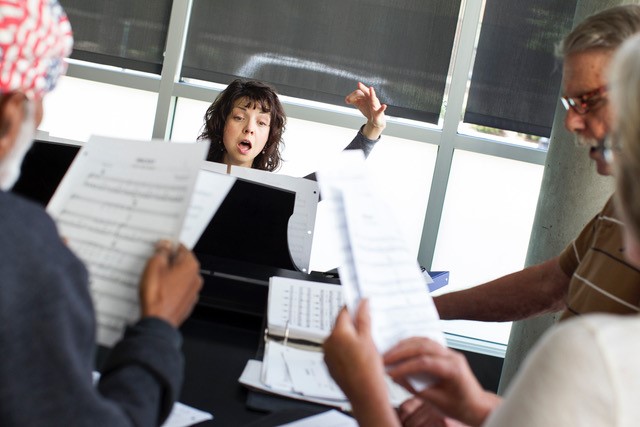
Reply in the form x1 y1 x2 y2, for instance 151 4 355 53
47 136 208 347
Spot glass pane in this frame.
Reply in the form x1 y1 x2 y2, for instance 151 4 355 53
464 0 577 137
183 0 461 123
40 76 157 142
432 150 544 344
306 125 437 273
171 97 210 142
60 0 172 74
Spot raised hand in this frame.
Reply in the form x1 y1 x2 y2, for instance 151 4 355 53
345 82 387 140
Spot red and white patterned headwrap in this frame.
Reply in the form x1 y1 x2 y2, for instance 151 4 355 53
0 0 73 99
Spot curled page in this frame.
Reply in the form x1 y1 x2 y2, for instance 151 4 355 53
47 136 208 347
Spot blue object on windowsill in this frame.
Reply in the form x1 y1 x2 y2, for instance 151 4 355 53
422 269 449 293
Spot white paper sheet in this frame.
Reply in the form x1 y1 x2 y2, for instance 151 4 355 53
262 340 295 393
240 359 352 411
48 136 208 347
277 409 357 427
161 402 213 427
93 371 213 426
262 341 346 400
267 277 342 343
283 349 346 401
316 151 445 390
242 356 410 411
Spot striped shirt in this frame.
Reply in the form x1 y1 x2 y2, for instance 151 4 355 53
559 195 640 321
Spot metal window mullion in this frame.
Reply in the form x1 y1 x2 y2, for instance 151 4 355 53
152 0 192 140
65 62 161 92
417 0 485 269
454 134 547 165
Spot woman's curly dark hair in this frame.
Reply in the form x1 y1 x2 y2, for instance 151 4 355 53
197 79 286 171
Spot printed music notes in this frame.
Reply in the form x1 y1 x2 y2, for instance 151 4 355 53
48 136 208 346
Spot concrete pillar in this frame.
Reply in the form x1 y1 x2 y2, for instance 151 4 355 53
497 0 625 395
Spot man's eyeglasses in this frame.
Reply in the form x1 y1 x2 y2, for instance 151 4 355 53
561 86 608 115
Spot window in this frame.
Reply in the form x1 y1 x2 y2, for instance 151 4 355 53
60 0 172 74
40 76 158 142
47 0 586 353
431 150 544 344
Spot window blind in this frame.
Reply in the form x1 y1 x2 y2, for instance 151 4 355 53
60 0 172 74
182 0 462 124
464 0 578 137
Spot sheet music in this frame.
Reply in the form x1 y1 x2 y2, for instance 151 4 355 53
315 152 365 316
316 151 444 390
267 277 342 343
48 136 208 347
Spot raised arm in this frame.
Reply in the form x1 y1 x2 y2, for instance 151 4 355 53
435 257 571 322
346 82 387 141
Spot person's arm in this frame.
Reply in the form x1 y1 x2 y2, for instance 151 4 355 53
346 82 387 140
323 301 401 427
384 338 501 427
304 83 386 181
98 242 203 425
343 82 387 157
12 207 203 426
434 257 570 322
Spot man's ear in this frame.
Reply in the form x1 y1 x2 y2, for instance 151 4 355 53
0 92 27 161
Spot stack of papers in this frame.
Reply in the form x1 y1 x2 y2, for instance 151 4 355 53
239 356 411 411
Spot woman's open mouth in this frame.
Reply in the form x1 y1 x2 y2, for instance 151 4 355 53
239 139 252 154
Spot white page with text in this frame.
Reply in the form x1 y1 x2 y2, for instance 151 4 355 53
316 151 444 390
47 136 208 347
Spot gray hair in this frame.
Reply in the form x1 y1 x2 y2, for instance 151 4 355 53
559 4 640 58
611 33 640 238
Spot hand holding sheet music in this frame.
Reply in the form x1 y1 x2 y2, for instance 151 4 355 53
316 150 445 390
47 136 209 347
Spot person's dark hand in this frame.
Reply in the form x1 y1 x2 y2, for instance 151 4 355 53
139 240 203 327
